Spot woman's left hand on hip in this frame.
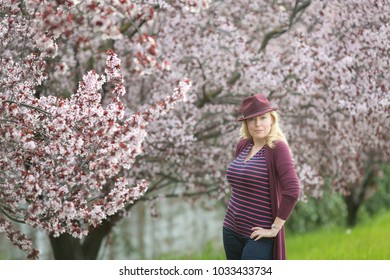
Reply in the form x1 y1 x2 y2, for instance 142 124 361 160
250 226 278 241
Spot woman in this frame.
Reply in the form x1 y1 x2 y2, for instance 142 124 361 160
222 93 300 260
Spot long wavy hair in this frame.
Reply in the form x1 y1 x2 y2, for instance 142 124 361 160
239 111 288 148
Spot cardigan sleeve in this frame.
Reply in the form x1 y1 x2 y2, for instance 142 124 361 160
273 141 300 220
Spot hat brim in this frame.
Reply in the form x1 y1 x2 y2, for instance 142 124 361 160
237 107 278 122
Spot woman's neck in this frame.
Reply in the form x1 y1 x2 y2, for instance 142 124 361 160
252 138 266 148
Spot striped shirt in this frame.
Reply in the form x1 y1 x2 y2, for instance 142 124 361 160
223 144 273 237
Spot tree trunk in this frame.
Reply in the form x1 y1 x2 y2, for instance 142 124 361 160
49 233 85 260
344 168 374 227
49 218 115 260
345 194 360 227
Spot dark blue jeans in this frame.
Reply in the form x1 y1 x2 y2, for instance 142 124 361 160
223 227 274 260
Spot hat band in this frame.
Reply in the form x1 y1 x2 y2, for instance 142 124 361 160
242 107 273 118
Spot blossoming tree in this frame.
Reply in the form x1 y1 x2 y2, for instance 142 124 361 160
0 0 191 259
270 0 390 226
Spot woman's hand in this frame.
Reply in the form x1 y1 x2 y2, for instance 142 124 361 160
250 226 279 241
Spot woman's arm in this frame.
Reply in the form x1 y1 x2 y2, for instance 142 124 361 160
273 141 300 220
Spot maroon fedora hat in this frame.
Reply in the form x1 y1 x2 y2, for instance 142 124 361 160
237 93 278 121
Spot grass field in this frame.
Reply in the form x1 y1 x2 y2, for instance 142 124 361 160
158 210 390 260
287 210 390 260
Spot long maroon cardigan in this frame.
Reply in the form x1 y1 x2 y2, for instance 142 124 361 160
234 138 300 260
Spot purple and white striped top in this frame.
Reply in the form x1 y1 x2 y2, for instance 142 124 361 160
223 144 273 237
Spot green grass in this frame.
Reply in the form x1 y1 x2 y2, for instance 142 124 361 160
157 211 390 260
286 210 390 260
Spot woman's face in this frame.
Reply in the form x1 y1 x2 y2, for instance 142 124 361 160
246 112 273 142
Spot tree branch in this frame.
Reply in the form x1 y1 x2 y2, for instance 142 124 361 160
258 0 312 52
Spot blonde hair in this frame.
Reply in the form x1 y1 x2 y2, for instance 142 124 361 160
239 111 288 148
